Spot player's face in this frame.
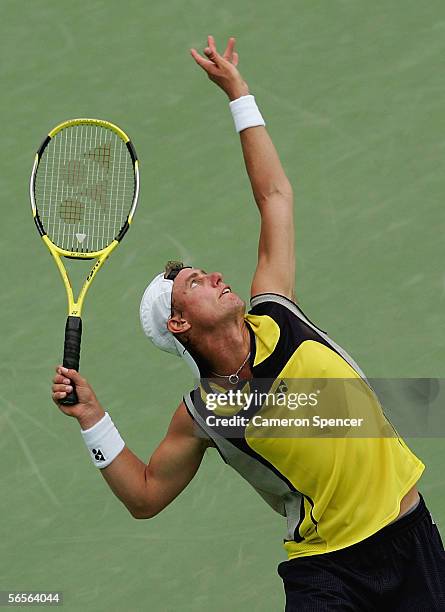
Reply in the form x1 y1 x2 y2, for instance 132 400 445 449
172 267 245 329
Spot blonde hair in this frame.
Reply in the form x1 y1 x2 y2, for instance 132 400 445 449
164 260 185 281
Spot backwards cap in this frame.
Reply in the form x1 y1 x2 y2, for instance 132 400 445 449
139 267 200 379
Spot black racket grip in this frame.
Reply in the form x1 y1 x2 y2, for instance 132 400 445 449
61 316 82 406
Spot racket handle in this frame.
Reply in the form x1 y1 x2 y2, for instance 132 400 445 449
61 316 83 406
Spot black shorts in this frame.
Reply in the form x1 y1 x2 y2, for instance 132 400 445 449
278 495 445 611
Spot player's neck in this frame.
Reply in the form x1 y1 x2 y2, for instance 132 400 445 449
198 319 251 380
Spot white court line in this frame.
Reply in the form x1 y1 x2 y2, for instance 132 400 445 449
2 409 61 507
163 232 194 266
0 394 63 443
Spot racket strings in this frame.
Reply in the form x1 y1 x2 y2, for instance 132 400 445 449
35 124 135 253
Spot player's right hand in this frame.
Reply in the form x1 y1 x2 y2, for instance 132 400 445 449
190 35 249 101
52 366 105 429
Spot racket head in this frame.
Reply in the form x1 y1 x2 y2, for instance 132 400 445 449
30 118 139 256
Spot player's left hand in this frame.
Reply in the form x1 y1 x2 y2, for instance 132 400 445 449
52 366 105 430
190 35 249 100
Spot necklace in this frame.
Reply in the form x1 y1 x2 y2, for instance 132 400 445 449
210 352 251 385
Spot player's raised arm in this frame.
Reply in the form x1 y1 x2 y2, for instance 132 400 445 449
190 35 295 300
52 368 208 518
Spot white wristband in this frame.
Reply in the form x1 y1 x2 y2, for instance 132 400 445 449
81 412 125 468
229 95 265 133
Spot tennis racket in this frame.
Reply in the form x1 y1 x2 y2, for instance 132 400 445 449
30 118 140 405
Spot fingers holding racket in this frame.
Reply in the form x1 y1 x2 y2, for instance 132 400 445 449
53 367 86 409
52 365 94 411
52 370 75 406
52 367 105 427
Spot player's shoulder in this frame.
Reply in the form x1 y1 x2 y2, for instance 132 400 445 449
247 292 326 334
248 292 299 322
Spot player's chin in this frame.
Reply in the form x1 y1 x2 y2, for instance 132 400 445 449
224 292 245 311
236 294 246 309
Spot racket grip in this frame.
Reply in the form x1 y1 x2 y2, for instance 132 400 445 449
61 316 82 406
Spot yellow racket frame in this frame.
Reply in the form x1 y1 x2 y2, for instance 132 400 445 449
30 117 139 318
40 236 119 317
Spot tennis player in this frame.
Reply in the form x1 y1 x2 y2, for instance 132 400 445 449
52 35 445 610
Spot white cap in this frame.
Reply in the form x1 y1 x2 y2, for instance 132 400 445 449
139 273 200 379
